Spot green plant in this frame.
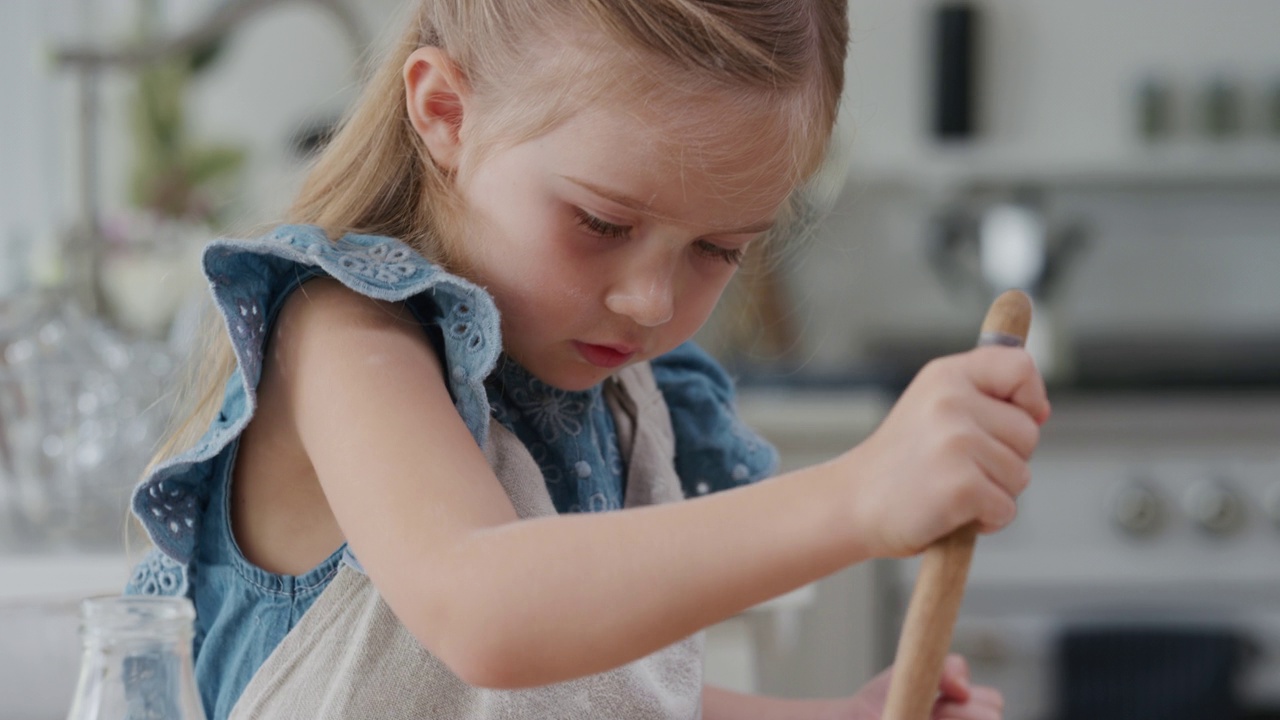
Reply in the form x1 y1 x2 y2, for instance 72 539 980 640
129 35 245 225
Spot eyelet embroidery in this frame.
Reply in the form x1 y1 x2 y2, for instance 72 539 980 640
133 225 504 568
145 479 200 541
309 236 425 288
126 548 187 597
587 492 612 512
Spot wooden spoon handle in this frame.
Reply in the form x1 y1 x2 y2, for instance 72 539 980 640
881 289 1033 720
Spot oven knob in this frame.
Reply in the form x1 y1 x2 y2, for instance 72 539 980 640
1184 481 1247 536
1111 481 1165 537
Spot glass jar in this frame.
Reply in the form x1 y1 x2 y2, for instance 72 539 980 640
66 596 207 720
0 298 175 553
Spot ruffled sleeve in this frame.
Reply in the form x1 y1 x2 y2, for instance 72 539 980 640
650 342 778 497
128 225 504 592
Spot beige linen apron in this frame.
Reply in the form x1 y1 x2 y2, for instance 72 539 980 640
229 363 705 719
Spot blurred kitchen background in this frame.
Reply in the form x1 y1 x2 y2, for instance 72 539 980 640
3 1 1280 718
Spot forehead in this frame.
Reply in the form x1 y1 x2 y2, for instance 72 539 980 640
536 94 802 227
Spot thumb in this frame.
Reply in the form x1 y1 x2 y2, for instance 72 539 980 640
936 654 971 703
967 346 1052 425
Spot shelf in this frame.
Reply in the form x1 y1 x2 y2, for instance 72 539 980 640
848 141 1280 191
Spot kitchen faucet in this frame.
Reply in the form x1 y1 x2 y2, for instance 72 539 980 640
48 0 368 315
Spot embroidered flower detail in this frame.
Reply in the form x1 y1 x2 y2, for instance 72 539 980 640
208 253 277 385
447 318 486 356
488 358 622 514
323 237 422 287
605 430 624 477
587 492 616 512
528 442 562 484
508 385 586 443
140 478 200 546
230 300 267 346
125 549 186 597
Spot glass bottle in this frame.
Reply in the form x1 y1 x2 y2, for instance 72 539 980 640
1201 75 1243 140
66 596 207 720
1268 77 1280 138
1135 75 1175 142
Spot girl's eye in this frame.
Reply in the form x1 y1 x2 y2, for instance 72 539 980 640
694 240 745 266
574 209 630 239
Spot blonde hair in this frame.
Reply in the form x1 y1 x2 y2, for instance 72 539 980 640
150 0 849 469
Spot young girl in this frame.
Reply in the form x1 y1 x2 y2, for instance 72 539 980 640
125 1 1049 718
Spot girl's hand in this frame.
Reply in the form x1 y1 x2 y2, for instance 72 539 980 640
841 346 1050 559
843 654 1004 720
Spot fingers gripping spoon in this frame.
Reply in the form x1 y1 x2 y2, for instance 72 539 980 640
881 289 1033 720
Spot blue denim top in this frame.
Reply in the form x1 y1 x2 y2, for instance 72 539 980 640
124 224 778 720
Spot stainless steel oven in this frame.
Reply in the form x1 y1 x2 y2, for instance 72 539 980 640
888 392 1280 720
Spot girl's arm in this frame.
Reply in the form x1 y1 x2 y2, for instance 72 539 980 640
273 280 1047 689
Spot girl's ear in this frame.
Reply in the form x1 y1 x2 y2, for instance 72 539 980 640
404 47 468 171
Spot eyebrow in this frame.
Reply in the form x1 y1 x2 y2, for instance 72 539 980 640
561 176 777 235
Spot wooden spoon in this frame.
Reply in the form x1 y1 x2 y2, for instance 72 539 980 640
881 289 1033 720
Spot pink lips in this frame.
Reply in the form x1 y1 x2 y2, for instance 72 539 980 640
574 341 637 369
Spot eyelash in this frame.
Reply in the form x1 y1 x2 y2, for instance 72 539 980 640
694 241 745 266
573 209 745 266
574 209 630 239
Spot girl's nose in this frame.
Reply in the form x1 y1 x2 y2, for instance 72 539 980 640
605 272 675 327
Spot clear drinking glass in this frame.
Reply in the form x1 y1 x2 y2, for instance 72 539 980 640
65 596 207 720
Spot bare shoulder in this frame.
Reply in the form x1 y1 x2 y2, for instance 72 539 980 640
269 277 444 388
278 276 424 339
260 276 518 599
233 276 458 572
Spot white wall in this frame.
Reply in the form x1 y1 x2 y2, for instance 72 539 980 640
843 0 1280 172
